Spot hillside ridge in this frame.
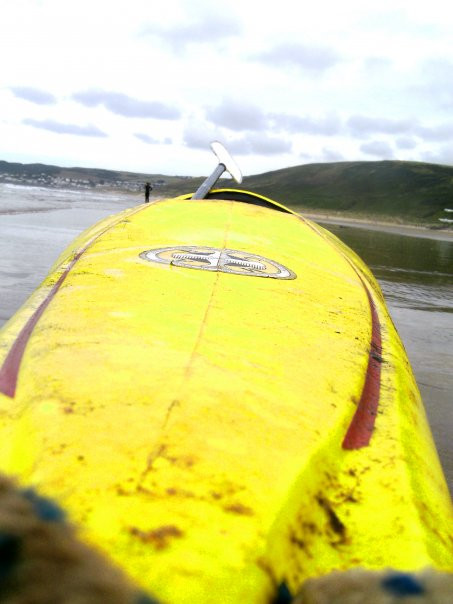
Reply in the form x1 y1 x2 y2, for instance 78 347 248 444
1 158 453 225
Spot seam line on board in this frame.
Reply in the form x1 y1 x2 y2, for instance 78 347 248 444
160 201 234 431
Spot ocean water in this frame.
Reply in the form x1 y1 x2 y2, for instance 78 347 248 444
1 183 452 493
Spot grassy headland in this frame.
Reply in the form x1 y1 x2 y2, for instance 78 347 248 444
1 158 453 227
241 160 453 226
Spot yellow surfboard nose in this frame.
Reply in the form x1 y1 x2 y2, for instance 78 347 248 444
0 192 451 602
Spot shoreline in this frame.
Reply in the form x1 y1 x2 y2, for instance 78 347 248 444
2 182 453 242
300 211 453 242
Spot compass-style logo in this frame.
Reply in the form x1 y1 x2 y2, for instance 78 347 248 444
140 246 296 279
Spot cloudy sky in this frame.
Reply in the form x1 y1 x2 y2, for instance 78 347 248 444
2 0 453 176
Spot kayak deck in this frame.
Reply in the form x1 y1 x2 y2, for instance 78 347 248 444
0 195 451 602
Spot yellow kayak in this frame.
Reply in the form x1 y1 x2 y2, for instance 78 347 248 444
0 183 452 601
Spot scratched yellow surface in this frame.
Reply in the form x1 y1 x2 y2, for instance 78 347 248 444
0 194 452 603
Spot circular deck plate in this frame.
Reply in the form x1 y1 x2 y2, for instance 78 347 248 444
140 246 296 279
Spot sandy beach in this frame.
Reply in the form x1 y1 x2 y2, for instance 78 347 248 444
301 211 453 242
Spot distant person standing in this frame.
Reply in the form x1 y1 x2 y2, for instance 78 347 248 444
144 182 152 203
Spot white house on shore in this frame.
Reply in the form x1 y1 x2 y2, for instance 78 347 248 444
439 208 453 223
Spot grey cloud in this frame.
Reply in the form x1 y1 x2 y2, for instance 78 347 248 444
348 115 413 138
135 133 172 144
269 113 341 135
183 126 218 150
72 90 180 119
23 118 107 137
252 43 340 72
347 113 453 145
360 140 394 158
423 59 453 78
10 86 56 105
140 12 240 52
322 147 344 161
247 133 292 155
183 128 291 156
226 134 292 156
395 137 417 150
135 133 159 144
205 101 340 135
420 147 453 166
414 60 453 109
363 57 393 71
413 123 453 142
206 100 267 132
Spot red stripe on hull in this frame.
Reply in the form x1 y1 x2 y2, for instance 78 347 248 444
0 249 87 398
0 204 148 398
342 283 383 449
297 215 383 449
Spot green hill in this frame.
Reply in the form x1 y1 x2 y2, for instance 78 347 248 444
1 158 453 226
242 160 453 225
